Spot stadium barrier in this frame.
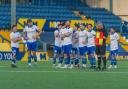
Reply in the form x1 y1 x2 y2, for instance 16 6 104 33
0 34 49 61
17 18 95 31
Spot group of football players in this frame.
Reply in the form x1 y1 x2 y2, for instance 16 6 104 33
9 19 120 70
53 20 120 70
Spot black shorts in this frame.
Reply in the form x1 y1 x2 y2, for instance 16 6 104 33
95 45 106 55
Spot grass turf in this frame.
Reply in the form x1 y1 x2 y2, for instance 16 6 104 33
0 60 128 89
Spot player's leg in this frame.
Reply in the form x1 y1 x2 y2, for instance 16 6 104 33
32 51 37 65
31 41 37 64
68 47 77 68
87 47 93 67
69 48 74 68
68 44 72 65
79 47 87 68
62 45 68 68
72 48 79 67
101 46 107 70
56 47 63 68
28 51 32 66
113 50 118 68
58 47 63 64
27 42 32 66
53 46 58 66
108 50 117 69
62 44 72 68
96 46 102 70
88 47 96 69
11 47 18 67
74 51 79 66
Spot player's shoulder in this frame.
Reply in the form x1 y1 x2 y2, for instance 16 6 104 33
114 32 119 37
83 30 87 33
75 30 79 33
67 27 73 31
10 32 14 36
33 25 38 28
114 32 118 35
69 27 73 30
24 25 29 29
24 26 29 31
61 28 66 32
16 32 20 35
54 29 59 33
91 30 96 33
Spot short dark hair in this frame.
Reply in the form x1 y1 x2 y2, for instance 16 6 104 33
27 19 32 23
11 25 17 29
66 20 71 23
88 24 92 27
58 23 62 27
62 22 65 26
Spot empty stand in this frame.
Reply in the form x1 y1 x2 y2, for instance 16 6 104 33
0 0 122 30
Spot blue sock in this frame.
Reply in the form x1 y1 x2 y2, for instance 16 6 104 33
58 57 63 64
12 58 16 64
88 55 93 66
53 57 56 64
28 55 32 64
64 58 68 65
67 57 70 64
33 55 37 63
71 58 74 64
92 57 96 66
74 58 79 65
114 58 117 65
89 57 93 66
82 58 86 64
111 58 115 65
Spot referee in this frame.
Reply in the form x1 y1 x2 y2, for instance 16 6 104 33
95 22 108 70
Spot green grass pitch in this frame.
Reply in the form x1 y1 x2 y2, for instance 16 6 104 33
0 60 128 89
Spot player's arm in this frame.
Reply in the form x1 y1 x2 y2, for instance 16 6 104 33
54 31 59 37
36 28 42 35
60 31 65 40
64 29 73 37
10 36 22 43
36 26 42 35
22 27 29 40
74 33 79 44
33 26 42 39
91 30 96 36
83 31 88 44
72 37 78 44
115 33 120 41
103 29 108 39
64 32 71 37
22 31 28 40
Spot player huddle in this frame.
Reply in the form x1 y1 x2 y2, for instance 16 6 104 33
9 19 120 70
53 21 120 70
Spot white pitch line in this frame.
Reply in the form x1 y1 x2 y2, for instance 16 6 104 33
0 66 8 67
0 70 128 74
